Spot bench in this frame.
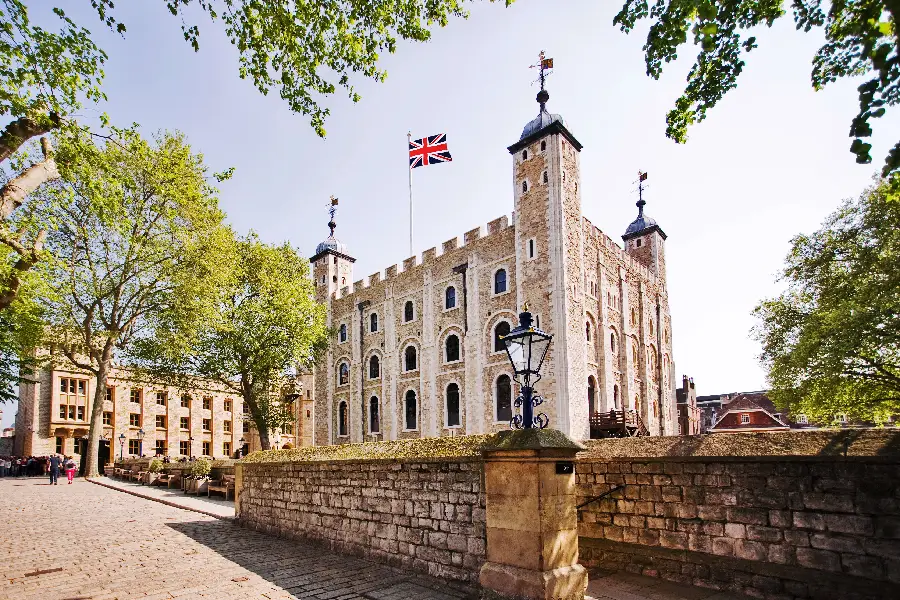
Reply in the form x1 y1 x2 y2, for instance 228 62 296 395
207 475 235 500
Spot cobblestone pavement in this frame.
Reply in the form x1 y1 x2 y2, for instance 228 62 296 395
0 478 476 600
92 476 235 520
0 478 746 600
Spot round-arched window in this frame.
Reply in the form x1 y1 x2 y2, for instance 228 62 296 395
404 300 414 322
338 362 349 386
369 355 380 379
404 345 417 371
370 313 378 332
339 324 347 343
496 375 512 422
445 334 460 363
446 383 460 428
369 397 380 434
338 401 349 437
494 269 507 294
445 286 456 309
404 390 417 430
493 321 511 353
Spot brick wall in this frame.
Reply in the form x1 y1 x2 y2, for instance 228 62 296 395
576 456 900 600
237 457 486 584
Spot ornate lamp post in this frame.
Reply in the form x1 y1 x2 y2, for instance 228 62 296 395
238 437 246 458
136 428 145 456
500 304 553 429
118 433 126 460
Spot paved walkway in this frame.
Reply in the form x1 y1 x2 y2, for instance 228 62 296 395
0 477 747 600
91 476 236 519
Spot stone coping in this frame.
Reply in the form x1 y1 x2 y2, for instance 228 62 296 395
240 434 495 464
482 428 585 452
579 429 900 459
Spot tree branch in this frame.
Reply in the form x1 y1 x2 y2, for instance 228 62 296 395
0 136 60 220
0 228 46 310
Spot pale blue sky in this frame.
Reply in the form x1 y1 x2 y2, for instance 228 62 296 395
3 1 897 429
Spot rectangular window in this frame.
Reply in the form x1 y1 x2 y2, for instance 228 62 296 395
224 420 232 433
243 421 250 433
838 414 848 423
223 441 231 457
202 441 211 456
224 399 232 413
103 411 112 425
740 414 750 424
156 391 167 406
798 414 808 424
181 395 191 408
129 413 141 427
56 437 63 454
242 403 249 415
179 440 189 456
130 388 142 404
202 418 211 431
76 406 85 421
180 417 189 430
106 387 113 403
155 440 166 455
59 377 88 422
202 396 212 410
156 415 166 429
128 439 140 455
283 423 293 435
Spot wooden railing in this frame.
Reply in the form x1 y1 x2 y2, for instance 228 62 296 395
589 409 649 437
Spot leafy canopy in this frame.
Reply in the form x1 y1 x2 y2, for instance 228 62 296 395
92 0 512 137
615 0 900 175
753 176 900 423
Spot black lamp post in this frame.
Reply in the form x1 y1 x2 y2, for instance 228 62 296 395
118 433 126 460
238 437 246 458
500 304 553 429
136 428 145 457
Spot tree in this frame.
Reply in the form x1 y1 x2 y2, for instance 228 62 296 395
41 127 230 477
614 1 900 175
0 0 107 309
753 176 900 422
137 235 327 451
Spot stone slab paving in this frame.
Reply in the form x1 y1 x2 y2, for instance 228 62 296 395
0 477 748 600
91 476 236 520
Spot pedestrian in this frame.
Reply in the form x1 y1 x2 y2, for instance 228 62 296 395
48 453 62 485
64 456 77 484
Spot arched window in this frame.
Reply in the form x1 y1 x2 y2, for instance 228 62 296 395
404 300 414 322
494 269 507 294
404 345 417 371
370 313 378 332
610 332 617 354
496 375 512 422
587 376 596 415
649 319 655 336
543 171 548 184
493 321 511 353
521 181 528 193
338 401 348 436
446 383 460 427
586 322 591 341
369 355 380 379
338 362 349 386
613 385 620 410
445 286 456 309
339 324 347 343
405 390 417 430
369 397 379 433
522 149 528 160
540 140 546 151
445 334 460 362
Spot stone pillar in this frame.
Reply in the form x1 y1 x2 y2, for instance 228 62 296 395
234 463 243 519
479 429 587 600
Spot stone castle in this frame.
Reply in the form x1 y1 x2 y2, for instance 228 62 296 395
307 87 676 445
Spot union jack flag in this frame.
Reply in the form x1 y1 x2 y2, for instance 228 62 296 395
409 133 453 169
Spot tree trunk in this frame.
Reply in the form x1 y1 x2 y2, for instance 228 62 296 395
84 348 112 478
0 113 59 169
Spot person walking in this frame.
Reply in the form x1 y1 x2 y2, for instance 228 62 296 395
48 453 61 485
64 456 77 484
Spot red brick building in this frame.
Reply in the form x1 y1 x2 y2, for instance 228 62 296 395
708 395 790 433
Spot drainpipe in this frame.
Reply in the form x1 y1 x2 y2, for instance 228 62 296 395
358 300 371 439
656 299 664 435
452 263 469 332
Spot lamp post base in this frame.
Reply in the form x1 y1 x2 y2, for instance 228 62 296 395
479 563 587 600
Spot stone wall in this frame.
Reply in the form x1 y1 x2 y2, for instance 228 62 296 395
576 454 900 600
237 457 486 584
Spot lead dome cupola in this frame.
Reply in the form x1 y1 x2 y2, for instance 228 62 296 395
519 89 565 140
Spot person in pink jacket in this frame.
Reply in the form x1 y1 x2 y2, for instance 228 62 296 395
64 456 77 484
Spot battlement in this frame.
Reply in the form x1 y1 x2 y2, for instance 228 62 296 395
328 214 514 301
582 216 658 287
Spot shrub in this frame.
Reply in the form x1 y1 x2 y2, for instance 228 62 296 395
148 459 163 473
190 458 211 478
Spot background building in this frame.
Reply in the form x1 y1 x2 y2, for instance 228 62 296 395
676 375 701 435
308 88 677 445
14 361 305 463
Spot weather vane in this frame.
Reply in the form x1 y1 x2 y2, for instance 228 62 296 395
328 196 338 236
529 51 554 90
634 172 648 215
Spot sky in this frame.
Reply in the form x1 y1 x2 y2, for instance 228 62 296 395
3 1 897 430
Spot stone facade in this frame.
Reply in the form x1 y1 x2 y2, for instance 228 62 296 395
308 91 677 446
13 362 303 459
237 457 486 584
576 455 900 599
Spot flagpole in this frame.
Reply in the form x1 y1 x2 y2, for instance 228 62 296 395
408 131 413 256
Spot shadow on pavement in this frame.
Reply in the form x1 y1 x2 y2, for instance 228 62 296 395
166 520 479 600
